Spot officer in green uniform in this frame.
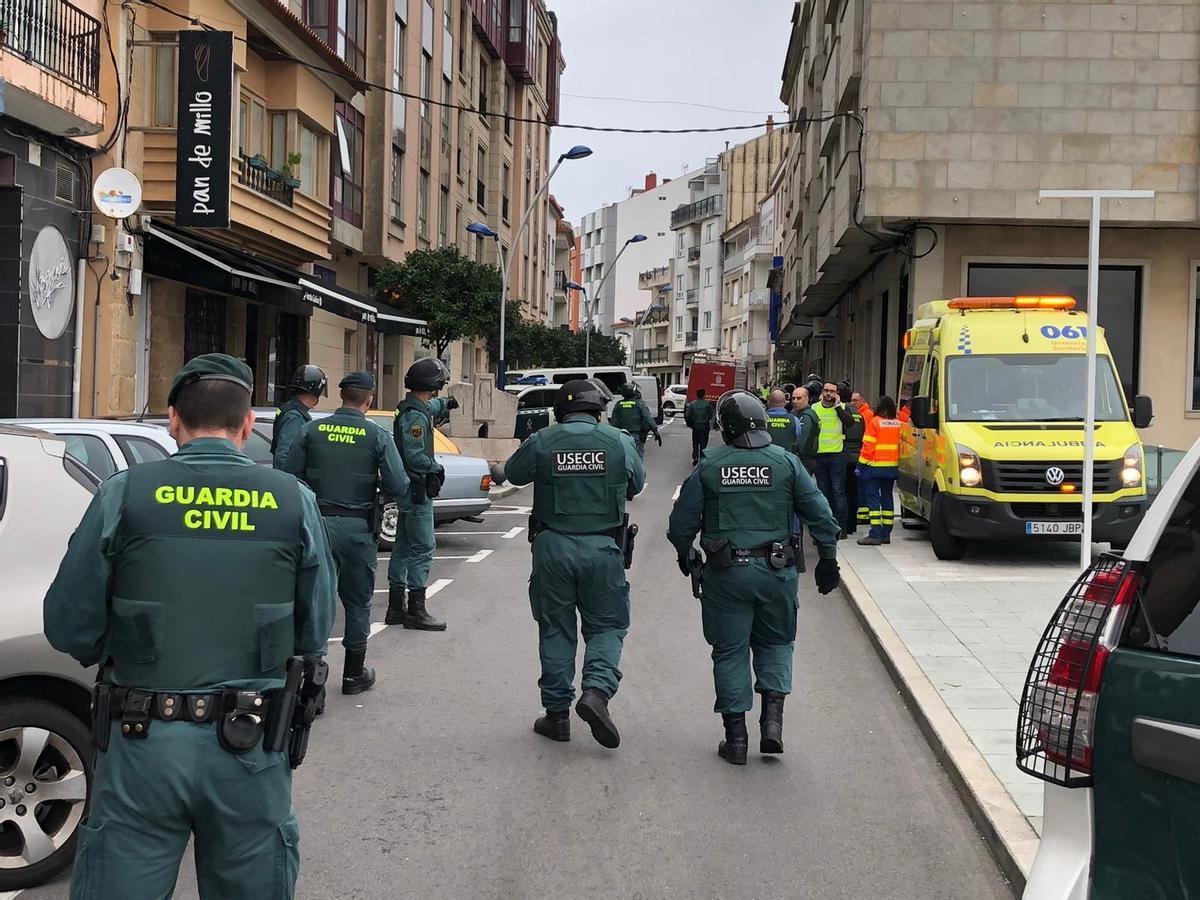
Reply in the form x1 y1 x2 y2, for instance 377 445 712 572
608 383 661 459
684 388 714 465
504 379 645 748
385 357 459 631
284 372 408 695
44 354 337 899
791 385 821 474
764 388 801 451
667 390 841 766
271 364 327 468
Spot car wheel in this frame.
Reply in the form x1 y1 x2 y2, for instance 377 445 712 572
663 401 676 416
0 698 92 890
929 493 966 561
377 501 397 552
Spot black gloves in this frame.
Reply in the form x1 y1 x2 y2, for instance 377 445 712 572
654 433 663 447
677 555 692 578
814 558 841 595
446 396 460 411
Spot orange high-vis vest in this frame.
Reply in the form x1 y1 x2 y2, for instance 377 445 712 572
859 416 902 467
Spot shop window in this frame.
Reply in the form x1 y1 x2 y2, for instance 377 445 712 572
332 103 364 227
967 263 1142 402
184 291 227 361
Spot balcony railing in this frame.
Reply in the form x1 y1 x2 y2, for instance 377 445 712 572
685 289 698 305
637 265 669 289
671 194 723 229
747 287 770 308
635 347 670 365
684 330 698 347
239 155 295 207
1 0 101 94
687 246 701 262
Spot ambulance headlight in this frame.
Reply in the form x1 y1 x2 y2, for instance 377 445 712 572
957 444 982 488
1121 444 1143 487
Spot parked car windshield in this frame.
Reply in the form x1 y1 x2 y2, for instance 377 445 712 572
945 354 1127 422
62 434 118 480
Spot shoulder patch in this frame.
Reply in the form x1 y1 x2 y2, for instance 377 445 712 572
409 424 423 440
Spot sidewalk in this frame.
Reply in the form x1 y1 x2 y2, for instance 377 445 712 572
837 526 1080 872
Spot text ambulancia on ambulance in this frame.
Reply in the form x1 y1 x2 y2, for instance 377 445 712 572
894 296 1154 561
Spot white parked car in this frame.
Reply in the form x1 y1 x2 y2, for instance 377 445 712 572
0 419 180 478
0 425 97 889
662 383 688 417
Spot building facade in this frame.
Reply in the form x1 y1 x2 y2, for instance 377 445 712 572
778 0 1200 448
669 159 725 372
633 262 680 382
548 194 573 328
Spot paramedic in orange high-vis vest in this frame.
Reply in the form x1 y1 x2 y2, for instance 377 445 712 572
856 395 903 546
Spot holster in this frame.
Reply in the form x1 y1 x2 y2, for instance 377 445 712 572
765 541 798 571
425 469 445 500
623 519 638 570
287 657 328 769
91 664 113 752
410 477 427 505
264 657 303 754
528 515 546 544
688 548 704 599
700 536 734 569
792 534 807 574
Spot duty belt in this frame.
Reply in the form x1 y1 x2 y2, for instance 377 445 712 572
318 502 372 520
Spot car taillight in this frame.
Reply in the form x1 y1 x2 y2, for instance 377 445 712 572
479 475 491 491
1016 555 1140 786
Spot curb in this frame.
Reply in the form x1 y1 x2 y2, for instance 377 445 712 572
838 558 1037 896
488 482 525 500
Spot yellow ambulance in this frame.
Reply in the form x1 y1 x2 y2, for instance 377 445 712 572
896 296 1153 559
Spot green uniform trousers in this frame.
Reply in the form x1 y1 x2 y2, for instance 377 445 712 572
387 499 435 590
71 721 297 900
700 561 799 715
529 530 629 711
633 437 647 460
324 516 377 654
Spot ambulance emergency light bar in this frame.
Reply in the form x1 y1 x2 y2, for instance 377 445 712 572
947 296 1077 310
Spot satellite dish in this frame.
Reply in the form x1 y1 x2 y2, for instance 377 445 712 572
92 167 143 220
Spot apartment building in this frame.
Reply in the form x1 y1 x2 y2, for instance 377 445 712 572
669 159 724 370
633 262 681 381
578 171 693 336
548 194 574 328
778 0 1200 448
0 0 105 415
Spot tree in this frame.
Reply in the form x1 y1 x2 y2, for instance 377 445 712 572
373 247 502 358
493 316 628 369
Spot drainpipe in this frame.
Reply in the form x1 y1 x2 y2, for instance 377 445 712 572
71 258 86 417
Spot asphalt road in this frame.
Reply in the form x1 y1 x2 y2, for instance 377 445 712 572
17 417 1013 900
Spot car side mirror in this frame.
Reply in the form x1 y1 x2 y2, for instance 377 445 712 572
910 396 937 429
1132 394 1154 429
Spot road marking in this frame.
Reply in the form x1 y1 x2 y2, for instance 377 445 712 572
483 505 531 516
436 530 518 536
372 578 452 597
672 485 681 500
467 548 493 563
502 526 525 539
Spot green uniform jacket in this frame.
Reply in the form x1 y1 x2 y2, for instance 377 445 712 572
395 394 450 476
609 399 659 439
43 438 338 690
505 413 646 496
282 407 409 508
795 405 821 462
667 442 840 561
683 399 713 431
271 399 311 468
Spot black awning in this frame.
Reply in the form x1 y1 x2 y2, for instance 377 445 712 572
297 278 381 327
376 310 430 338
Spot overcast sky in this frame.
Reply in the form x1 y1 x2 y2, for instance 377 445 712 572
548 0 794 224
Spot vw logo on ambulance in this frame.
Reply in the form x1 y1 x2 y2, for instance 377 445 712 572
1045 466 1066 486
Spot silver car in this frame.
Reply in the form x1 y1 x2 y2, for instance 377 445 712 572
0 426 97 890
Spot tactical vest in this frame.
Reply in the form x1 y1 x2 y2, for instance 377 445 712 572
110 460 304 691
815 403 845 454
688 400 712 427
699 444 794 547
532 421 629 534
611 400 641 433
395 396 435 475
843 410 866 455
299 409 379 508
270 399 311 457
766 413 798 449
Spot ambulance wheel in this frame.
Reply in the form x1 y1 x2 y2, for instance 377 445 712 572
929 494 966 560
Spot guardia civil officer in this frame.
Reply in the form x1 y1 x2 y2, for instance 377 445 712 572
764 388 802 451
684 388 714 465
504 379 646 747
271 364 327 467
44 354 337 898
609 382 661 459
284 372 409 694
667 390 841 765
385 357 459 630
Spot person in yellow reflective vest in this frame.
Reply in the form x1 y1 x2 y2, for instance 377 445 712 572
856 395 903 545
812 381 856 539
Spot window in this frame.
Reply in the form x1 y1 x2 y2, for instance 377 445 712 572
438 186 449 246
151 35 176 126
307 0 366 74
392 11 406 138
678 233 685 254
926 357 940 416
704 267 712 287
418 171 430 239
946 355 1127 423
898 353 926 406
501 163 510 221
967 263 1142 402
391 143 404 222
184 291 226 359
706 223 715 242
478 56 489 115
238 94 267 158
270 113 286 171
503 79 512 138
299 124 320 197
677 275 685 294
332 103 364 226
675 315 683 336
62 435 117 481
343 330 354 372
420 51 432 121
476 145 486 209
703 311 712 329
441 76 452 145
114 435 170 466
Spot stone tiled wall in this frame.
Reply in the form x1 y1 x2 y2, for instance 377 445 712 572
861 2 1200 223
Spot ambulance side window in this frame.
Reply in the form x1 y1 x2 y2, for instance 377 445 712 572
926 358 940 416
898 353 926 405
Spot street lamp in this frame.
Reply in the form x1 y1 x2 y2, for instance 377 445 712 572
467 144 593 387
587 233 648 367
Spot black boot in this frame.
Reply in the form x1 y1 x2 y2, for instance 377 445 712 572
384 586 407 626
533 709 571 742
718 713 748 765
403 587 446 631
575 688 620 749
760 692 785 754
341 649 376 695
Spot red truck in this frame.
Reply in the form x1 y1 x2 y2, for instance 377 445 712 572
686 355 748 404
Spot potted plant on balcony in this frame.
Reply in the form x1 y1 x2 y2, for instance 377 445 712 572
280 152 302 188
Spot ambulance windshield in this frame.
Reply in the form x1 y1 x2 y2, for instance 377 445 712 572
945 354 1127 423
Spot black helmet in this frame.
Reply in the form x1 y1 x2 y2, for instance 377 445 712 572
619 382 637 399
405 357 451 391
290 364 328 397
717 390 771 449
554 379 608 421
